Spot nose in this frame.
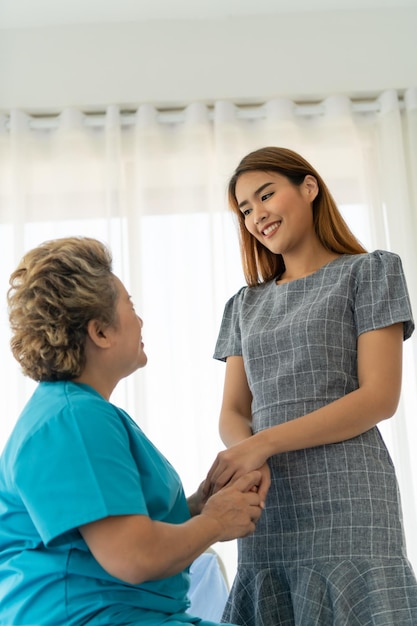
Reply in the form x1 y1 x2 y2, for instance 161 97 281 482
251 198 269 225
254 212 267 226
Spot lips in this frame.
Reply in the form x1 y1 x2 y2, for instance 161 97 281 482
261 221 281 237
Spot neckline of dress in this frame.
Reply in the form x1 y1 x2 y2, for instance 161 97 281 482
275 253 349 286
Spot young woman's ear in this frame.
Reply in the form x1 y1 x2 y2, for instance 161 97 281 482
303 175 319 201
86 319 112 348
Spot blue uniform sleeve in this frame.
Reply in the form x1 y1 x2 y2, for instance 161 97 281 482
14 392 148 546
354 250 414 339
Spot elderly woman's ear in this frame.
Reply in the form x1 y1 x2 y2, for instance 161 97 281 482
86 319 112 348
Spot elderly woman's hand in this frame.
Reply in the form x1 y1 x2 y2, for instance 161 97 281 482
187 481 208 517
200 470 265 541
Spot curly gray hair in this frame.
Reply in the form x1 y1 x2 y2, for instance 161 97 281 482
7 236 119 381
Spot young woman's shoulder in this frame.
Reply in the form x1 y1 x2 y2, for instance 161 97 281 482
342 249 405 276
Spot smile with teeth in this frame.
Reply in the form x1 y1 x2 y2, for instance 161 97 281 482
262 221 281 237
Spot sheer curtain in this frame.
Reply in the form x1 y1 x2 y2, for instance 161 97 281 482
1 88 416 578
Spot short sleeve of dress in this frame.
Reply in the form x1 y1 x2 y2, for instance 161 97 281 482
213 286 247 361
14 392 148 546
354 250 414 340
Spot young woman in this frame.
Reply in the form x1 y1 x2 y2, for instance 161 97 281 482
205 147 417 625
0 236 264 626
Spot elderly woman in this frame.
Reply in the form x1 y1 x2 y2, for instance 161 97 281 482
0 236 264 626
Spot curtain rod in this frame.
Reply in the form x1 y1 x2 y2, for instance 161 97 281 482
3 96 405 130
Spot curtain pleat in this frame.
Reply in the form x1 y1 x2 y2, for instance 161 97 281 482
1 90 416 576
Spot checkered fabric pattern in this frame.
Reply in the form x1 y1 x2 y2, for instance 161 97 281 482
214 251 417 625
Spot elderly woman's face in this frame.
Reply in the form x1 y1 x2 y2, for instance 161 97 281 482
109 276 147 378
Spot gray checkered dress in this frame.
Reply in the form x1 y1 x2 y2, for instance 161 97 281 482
214 251 417 625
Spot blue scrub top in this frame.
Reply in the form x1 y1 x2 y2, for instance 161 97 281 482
0 381 194 625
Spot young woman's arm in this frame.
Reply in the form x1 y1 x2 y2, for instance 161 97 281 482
206 323 403 494
202 355 271 501
218 355 253 446
79 471 263 585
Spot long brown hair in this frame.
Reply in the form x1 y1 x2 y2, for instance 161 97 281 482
228 146 367 286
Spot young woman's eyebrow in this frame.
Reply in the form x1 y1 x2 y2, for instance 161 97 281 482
238 182 274 210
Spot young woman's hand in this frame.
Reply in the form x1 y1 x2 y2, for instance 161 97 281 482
203 435 271 504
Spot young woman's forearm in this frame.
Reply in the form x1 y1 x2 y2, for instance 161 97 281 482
255 382 400 459
257 324 403 457
206 384 400 496
207 325 403 494
219 410 252 447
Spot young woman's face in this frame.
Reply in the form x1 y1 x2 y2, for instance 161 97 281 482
235 170 318 256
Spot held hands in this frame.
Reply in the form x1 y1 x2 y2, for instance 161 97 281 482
203 435 271 503
187 481 209 517
200 471 264 540
188 435 272 541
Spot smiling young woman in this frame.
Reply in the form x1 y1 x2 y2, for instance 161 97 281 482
204 147 417 625
234 170 340 284
227 146 366 287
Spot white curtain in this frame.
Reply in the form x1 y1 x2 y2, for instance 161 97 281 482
1 88 416 579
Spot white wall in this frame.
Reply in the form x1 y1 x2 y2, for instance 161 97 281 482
0 7 416 111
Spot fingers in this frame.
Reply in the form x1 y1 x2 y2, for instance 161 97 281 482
230 491 263 537
203 468 234 498
202 460 220 497
201 479 265 541
245 493 263 522
207 459 256 496
202 474 216 498
257 475 271 505
254 464 271 506
231 470 262 493
204 459 234 497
